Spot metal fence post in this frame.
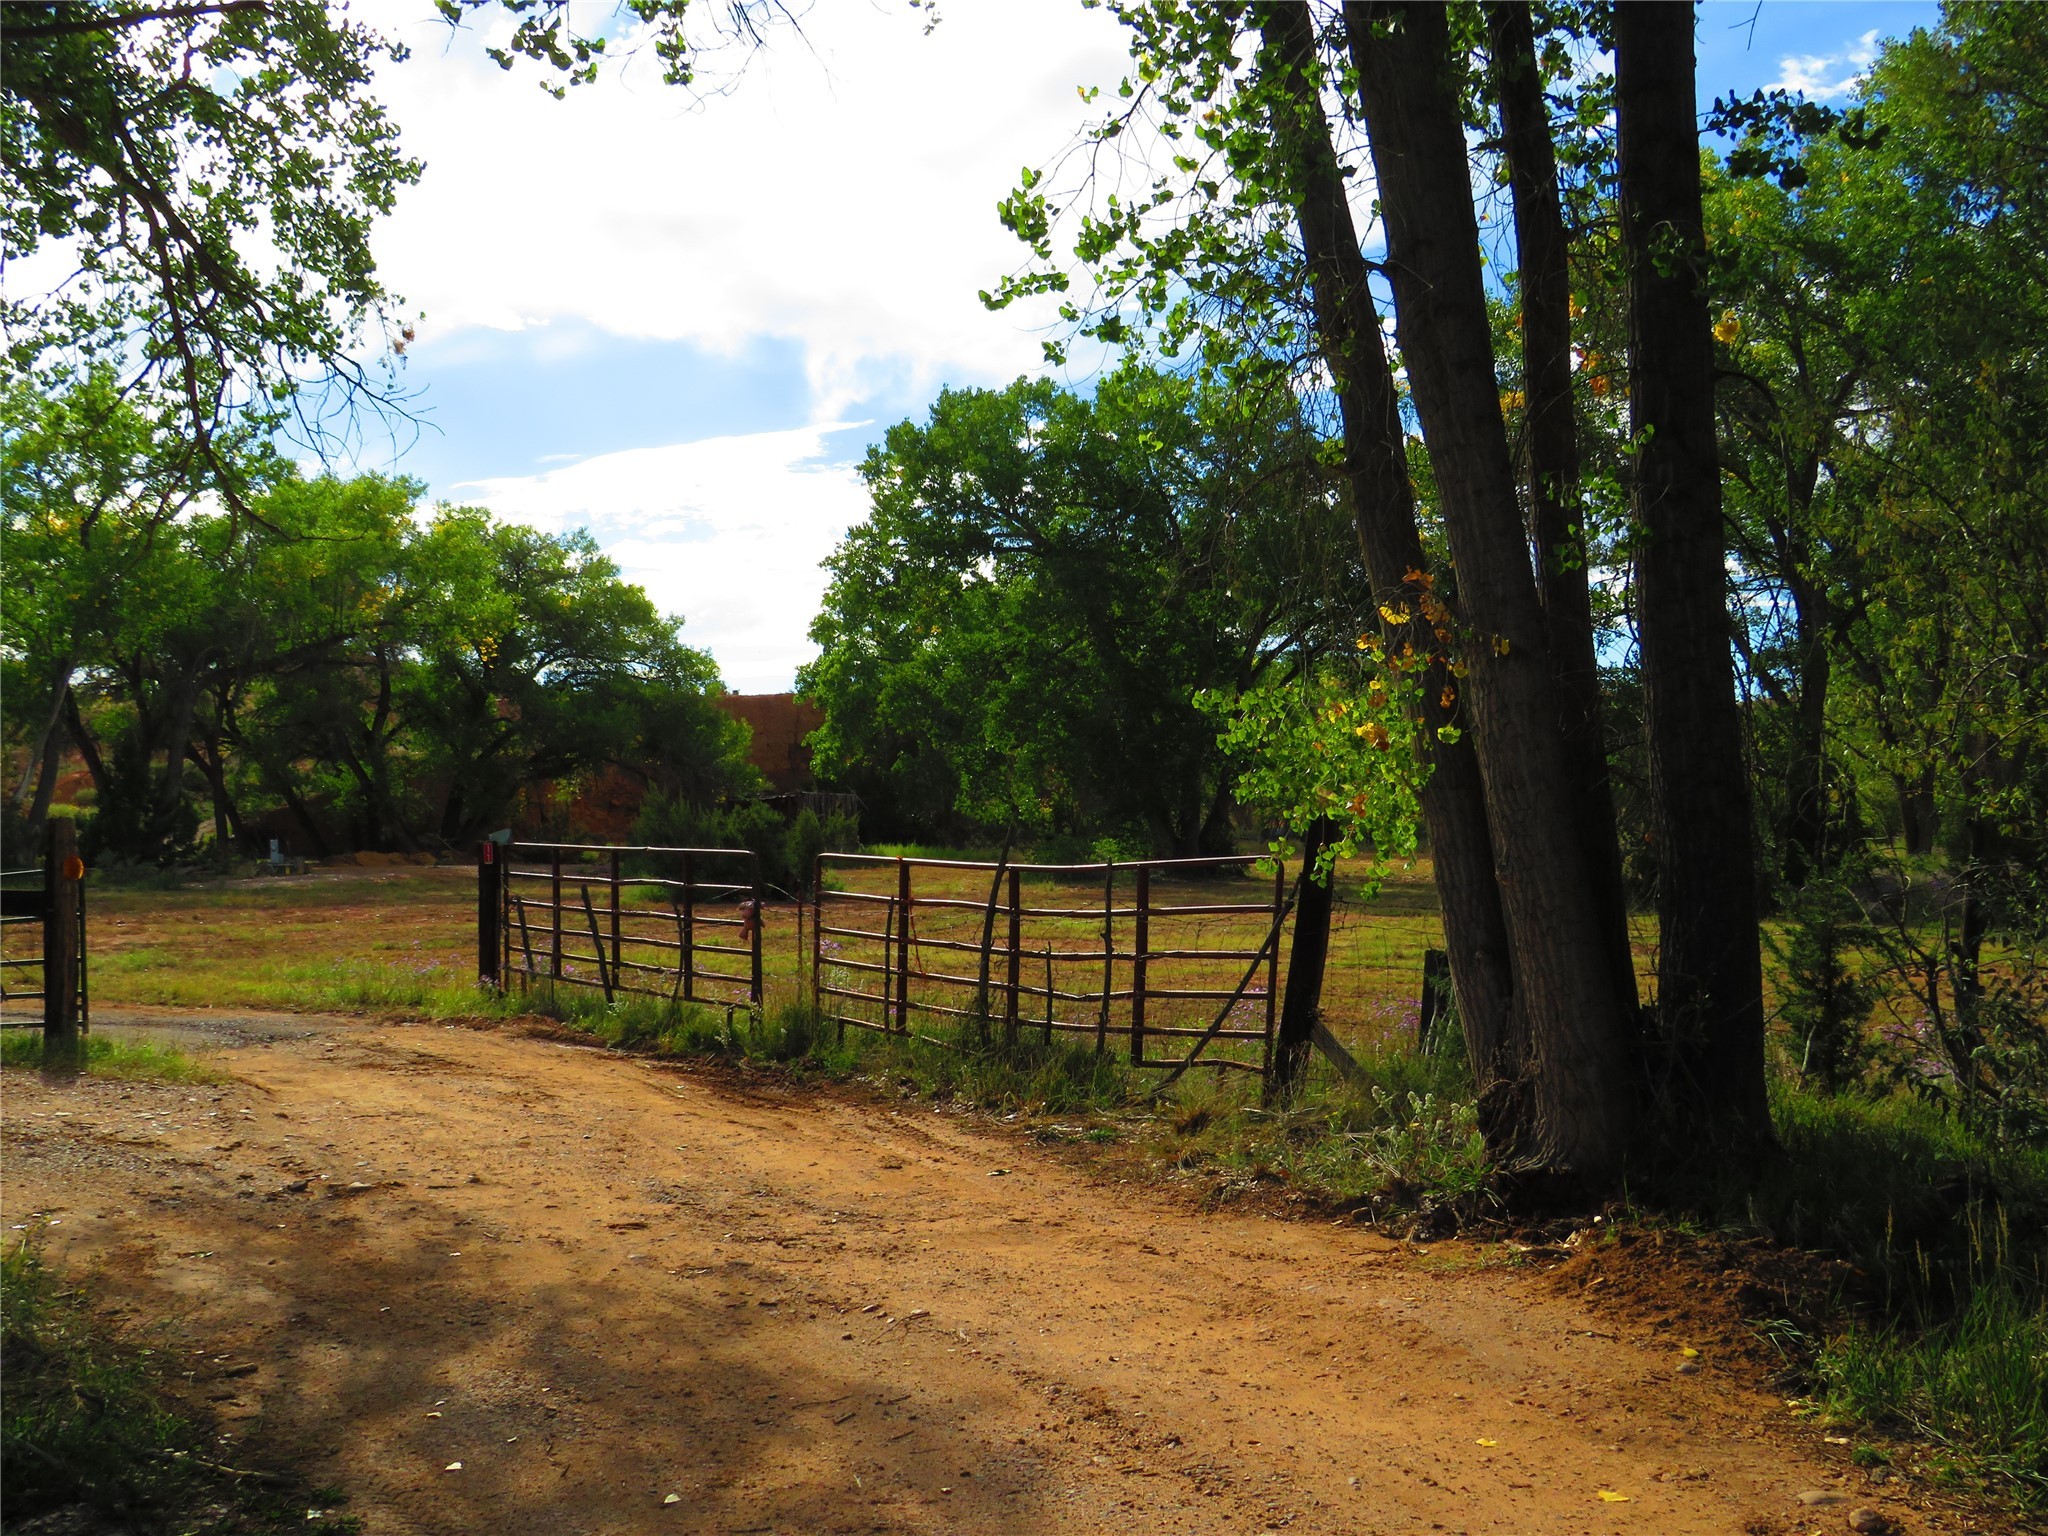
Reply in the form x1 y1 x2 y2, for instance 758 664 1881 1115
894 856 911 1034
477 841 501 990
682 852 696 1001
810 855 823 1010
1265 859 1284 1076
749 859 763 1004
608 849 623 996
1098 864 1113 1055
549 848 563 981
42 819 82 1069
1004 866 1021 1047
1130 863 1149 1064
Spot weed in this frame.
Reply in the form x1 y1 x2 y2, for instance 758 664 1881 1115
1815 1273 2047 1502
0 1030 225 1083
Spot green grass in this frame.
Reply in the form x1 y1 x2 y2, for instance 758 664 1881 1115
0 1242 357 1532
1815 1273 2047 1502
1758 1082 2048 1313
1643 1078 2048 1508
0 1029 227 1083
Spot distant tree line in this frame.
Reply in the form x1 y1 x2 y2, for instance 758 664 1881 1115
2 381 757 865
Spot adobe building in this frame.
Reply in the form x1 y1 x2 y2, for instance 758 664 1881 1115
712 693 823 793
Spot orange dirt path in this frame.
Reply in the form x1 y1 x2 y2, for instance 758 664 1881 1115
4 1010 1914 1535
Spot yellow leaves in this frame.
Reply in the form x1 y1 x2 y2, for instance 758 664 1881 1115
1595 1489 1632 1502
1491 634 1512 657
1475 1437 1499 1447
1680 1346 1700 1358
1712 309 1741 345
1403 566 1435 590
1588 374 1611 397
1450 660 1469 678
1499 390 1525 413
1360 720 1391 751
1568 294 1585 320
1378 602 1411 626
1366 685 1388 709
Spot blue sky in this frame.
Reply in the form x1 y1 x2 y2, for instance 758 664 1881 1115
349 1 1937 692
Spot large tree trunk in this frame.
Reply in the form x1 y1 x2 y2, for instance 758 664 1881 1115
11 660 75 821
149 668 207 825
1614 3 1772 1148
21 682 72 842
1254 3 1523 1133
1487 3 1637 1014
61 688 110 799
1348 0 1637 1182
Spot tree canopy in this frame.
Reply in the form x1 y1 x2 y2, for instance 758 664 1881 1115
802 362 1357 855
3 381 754 863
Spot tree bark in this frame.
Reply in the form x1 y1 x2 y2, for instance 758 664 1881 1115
1254 2 1523 1132
1487 2 1637 1013
1349 0 1637 1182
22 687 69 840
61 688 110 800
11 660 74 816
1614 2 1771 1148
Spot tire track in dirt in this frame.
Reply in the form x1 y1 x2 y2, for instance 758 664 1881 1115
2 1010 1920 1535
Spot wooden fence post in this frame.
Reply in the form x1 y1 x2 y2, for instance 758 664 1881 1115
42 819 82 1069
477 841 501 990
894 857 911 1033
1130 863 1150 1064
1417 948 1451 1051
1004 867 1021 1047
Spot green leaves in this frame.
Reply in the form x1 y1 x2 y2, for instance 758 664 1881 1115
5 2 419 442
800 363 1354 851
1202 659 1425 887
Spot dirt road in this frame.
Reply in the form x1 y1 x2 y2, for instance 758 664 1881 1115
3 1010 1925 1535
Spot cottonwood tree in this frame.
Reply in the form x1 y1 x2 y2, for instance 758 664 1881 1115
802 364 1353 854
992 0 1798 1186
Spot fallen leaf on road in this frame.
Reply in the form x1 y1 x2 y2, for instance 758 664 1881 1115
1596 1490 1630 1502
663 1494 680 1505
444 1462 463 1472
1475 1438 1499 1447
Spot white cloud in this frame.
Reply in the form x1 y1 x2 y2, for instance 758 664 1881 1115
1774 28 1881 99
368 1 1136 420
450 422 870 694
